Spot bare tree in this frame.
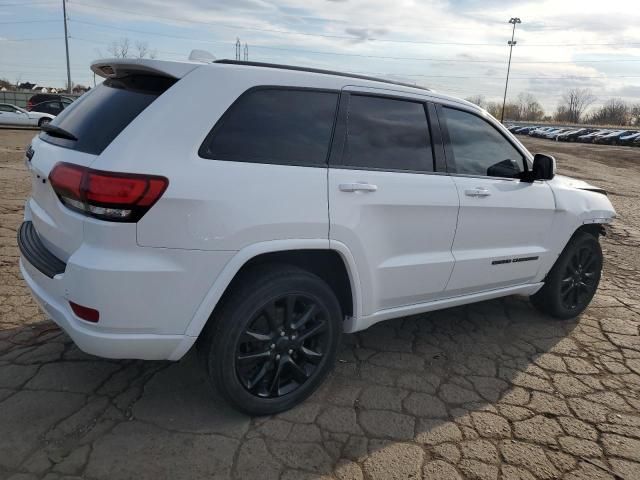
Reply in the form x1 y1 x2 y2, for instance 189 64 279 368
107 37 130 58
105 38 157 59
516 93 544 121
558 88 596 124
135 41 157 59
465 95 486 109
630 104 640 126
589 99 631 126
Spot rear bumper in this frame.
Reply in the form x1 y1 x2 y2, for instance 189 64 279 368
19 257 194 360
17 215 234 361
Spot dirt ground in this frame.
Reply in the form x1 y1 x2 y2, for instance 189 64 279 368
1 129 640 480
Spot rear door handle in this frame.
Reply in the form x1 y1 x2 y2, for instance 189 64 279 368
339 182 378 193
464 187 491 197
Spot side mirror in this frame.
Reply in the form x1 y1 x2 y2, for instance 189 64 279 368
523 154 556 182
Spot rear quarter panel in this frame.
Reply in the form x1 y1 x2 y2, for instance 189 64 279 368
88 66 338 251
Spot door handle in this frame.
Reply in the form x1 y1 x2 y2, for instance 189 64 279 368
464 187 491 197
339 182 378 193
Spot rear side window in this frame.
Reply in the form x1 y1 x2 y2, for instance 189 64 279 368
442 107 525 178
200 88 338 166
340 95 434 172
40 75 176 155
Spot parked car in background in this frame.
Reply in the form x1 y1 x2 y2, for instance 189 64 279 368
594 130 636 145
577 130 611 143
557 128 595 142
30 98 73 116
27 93 74 111
0 103 54 127
545 128 571 140
530 127 555 138
619 132 640 146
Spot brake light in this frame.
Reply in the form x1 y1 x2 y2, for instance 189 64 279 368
49 162 168 222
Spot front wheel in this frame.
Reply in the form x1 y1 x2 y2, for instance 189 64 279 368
530 231 602 319
199 264 342 415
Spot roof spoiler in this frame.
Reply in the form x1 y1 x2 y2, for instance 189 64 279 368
91 58 199 80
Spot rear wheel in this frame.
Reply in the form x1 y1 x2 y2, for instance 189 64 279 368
531 232 602 319
199 264 342 415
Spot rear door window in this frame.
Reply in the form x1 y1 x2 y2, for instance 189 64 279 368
339 95 434 172
40 75 176 155
199 88 339 166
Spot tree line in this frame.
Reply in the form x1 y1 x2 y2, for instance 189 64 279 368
467 89 640 126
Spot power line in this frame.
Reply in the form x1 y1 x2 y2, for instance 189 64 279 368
0 19 58 24
0 1 57 6
68 2 640 48
62 22 640 65
1 36 64 42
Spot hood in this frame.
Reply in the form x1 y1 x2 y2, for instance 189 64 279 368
548 175 607 196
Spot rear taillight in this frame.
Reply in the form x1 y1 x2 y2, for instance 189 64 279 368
48 162 168 222
27 101 33 110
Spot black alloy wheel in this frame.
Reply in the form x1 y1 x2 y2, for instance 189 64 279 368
235 294 330 398
199 264 342 415
559 244 600 312
531 231 603 319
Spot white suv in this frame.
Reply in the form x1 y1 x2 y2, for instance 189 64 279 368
18 58 616 414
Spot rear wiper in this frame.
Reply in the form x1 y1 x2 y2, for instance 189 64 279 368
41 124 78 141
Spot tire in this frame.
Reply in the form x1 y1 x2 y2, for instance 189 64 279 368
198 264 342 415
530 231 602 319
38 118 50 127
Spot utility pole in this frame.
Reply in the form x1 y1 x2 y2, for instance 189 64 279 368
235 38 241 60
244 43 248 61
501 17 521 123
62 0 72 93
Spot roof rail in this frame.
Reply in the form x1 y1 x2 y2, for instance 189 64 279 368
214 59 430 92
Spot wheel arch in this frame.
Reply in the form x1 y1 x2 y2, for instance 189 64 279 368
184 239 361 339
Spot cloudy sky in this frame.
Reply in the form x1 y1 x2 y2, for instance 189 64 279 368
2 0 639 114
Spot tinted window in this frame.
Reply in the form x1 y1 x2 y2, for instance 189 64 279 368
341 95 433 172
442 107 524 178
40 75 175 155
33 101 61 115
200 89 338 166
0 105 15 112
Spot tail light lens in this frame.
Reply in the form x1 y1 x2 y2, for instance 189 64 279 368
49 162 168 222
69 301 99 323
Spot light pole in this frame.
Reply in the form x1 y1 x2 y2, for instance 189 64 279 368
501 17 521 123
62 0 72 93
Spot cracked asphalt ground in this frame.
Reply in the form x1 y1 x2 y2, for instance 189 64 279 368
1 129 640 480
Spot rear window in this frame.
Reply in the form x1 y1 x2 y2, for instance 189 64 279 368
40 75 176 155
199 88 339 166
